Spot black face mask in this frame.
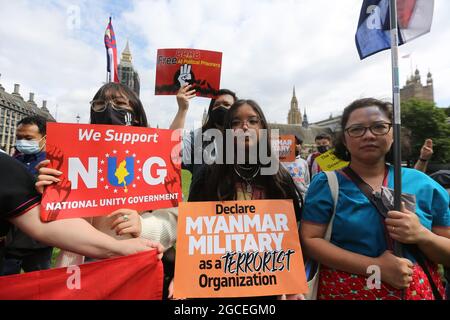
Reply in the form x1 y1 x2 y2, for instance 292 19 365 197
210 106 228 127
317 145 330 154
91 105 134 126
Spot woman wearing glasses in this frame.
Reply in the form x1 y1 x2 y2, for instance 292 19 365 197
36 83 179 271
188 99 304 299
300 98 449 300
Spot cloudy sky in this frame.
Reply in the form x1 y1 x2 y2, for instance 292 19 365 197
1 0 449 129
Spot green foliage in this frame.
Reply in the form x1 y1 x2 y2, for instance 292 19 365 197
401 99 450 163
445 106 450 117
181 169 192 201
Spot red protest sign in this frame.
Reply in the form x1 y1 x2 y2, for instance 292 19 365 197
155 48 222 98
41 123 182 221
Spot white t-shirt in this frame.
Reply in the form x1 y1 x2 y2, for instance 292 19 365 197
281 156 310 197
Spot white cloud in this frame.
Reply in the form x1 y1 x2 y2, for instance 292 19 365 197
1 0 449 129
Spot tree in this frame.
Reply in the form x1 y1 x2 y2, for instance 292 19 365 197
445 106 450 117
401 99 450 164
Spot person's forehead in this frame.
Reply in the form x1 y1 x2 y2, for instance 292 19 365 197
215 94 234 103
17 123 40 133
234 104 258 117
347 106 388 125
102 89 128 100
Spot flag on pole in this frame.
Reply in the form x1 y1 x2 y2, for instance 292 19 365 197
104 17 119 83
355 0 434 60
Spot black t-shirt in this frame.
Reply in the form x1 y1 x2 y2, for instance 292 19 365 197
0 152 41 268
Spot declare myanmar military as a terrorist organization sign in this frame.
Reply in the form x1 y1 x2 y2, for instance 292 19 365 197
174 200 308 298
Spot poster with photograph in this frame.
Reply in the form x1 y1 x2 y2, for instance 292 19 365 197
155 48 222 98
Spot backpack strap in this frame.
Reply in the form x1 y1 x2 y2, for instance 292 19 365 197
323 171 339 241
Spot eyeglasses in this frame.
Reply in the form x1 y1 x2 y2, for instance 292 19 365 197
90 98 131 112
231 117 261 129
345 122 392 138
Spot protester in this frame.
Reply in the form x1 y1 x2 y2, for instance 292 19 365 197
176 86 238 190
2 116 53 275
300 98 450 300
307 133 332 178
0 152 161 275
429 169 450 300
281 135 310 198
187 99 304 299
414 138 433 173
36 83 179 264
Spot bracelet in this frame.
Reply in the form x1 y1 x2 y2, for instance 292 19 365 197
419 158 429 162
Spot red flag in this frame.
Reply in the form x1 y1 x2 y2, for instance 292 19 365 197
0 251 163 300
104 17 119 83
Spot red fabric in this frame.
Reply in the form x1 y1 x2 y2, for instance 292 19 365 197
398 0 417 28
0 250 163 300
317 262 446 300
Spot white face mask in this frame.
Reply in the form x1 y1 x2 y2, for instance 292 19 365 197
15 138 44 155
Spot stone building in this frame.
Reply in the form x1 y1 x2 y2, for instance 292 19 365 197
287 87 302 125
118 40 140 97
0 74 55 153
400 68 434 103
269 87 332 156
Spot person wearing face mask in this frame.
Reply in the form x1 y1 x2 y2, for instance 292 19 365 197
2 116 53 275
174 86 238 195
306 133 333 178
36 83 182 298
13 116 47 175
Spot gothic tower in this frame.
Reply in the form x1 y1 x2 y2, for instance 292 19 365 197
302 107 309 128
118 40 140 97
400 68 434 103
287 86 302 125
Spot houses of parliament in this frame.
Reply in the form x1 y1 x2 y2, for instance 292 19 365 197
274 67 435 145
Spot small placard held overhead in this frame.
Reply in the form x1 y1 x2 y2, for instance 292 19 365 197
155 48 222 98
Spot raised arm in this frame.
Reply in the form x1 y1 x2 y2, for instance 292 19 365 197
169 84 196 130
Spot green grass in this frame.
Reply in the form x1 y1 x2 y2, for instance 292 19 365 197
181 169 192 201
51 247 60 268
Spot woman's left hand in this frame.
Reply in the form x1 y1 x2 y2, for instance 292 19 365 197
108 209 142 238
385 202 429 244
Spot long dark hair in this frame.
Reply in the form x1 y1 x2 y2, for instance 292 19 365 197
201 89 237 132
90 82 148 127
195 99 303 219
334 98 394 162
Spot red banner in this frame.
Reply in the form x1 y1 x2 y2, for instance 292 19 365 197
0 251 163 300
41 123 182 221
155 48 222 98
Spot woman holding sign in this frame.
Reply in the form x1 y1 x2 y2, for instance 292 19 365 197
175 86 238 192
35 83 181 271
301 98 450 300
188 99 304 299
0 152 162 274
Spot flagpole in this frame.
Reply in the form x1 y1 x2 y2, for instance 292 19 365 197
389 0 403 261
